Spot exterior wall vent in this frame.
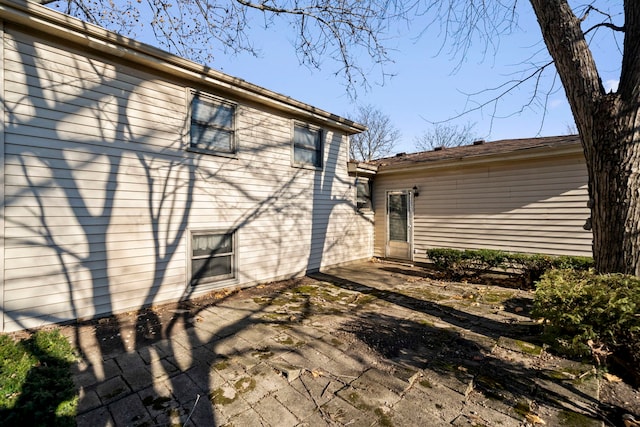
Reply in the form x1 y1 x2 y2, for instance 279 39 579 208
473 139 485 145
395 152 406 157
434 146 444 151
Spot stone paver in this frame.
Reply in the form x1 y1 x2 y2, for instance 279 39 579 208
68 260 604 426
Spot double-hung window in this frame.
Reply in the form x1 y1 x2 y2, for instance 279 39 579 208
292 123 322 168
189 92 236 155
189 230 236 287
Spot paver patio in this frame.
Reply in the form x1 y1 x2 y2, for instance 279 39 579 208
67 260 604 426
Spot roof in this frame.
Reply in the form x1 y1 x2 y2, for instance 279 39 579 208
372 134 582 172
0 0 366 135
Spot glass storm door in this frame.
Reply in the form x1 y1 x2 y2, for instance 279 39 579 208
386 190 412 260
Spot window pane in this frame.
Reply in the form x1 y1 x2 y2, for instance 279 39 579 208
293 124 321 166
294 147 318 166
294 126 319 149
192 233 232 257
190 124 233 152
190 95 235 154
191 255 232 284
388 194 408 241
192 97 233 128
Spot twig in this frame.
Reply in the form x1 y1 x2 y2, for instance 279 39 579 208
183 393 201 426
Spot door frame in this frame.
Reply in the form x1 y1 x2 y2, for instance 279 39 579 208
385 189 414 261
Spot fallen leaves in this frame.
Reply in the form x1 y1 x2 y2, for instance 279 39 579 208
604 372 623 383
525 413 546 425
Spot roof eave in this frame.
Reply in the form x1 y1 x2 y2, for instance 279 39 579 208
347 161 378 177
377 142 584 175
0 0 366 135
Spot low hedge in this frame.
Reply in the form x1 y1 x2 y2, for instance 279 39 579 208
532 269 640 384
425 248 593 287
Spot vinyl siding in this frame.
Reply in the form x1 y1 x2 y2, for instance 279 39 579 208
1 25 372 332
373 151 592 260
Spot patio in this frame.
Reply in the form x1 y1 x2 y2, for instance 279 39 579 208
69 260 606 426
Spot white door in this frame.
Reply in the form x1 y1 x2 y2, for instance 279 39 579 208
386 190 413 260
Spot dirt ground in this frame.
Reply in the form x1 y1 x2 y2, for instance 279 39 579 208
57 264 640 426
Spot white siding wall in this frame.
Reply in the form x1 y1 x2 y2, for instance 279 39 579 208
373 152 592 260
1 27 372 332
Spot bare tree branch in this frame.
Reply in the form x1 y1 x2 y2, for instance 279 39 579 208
45 0 406 96
347 105 401 161
414 122 477 151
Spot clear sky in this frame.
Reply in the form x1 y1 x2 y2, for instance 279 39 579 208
127 2 622 155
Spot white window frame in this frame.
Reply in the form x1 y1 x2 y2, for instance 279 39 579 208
188 228 238 289
188 90 237 157
292 122 323 169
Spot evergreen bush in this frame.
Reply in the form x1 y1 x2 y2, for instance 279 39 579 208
533 269 640 383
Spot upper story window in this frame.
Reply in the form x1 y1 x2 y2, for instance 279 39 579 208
189 92 236 156
292 123 323 168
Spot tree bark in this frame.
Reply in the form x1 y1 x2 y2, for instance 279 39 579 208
530 0 640 274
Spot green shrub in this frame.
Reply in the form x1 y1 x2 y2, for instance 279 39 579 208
425 248 593 287
425 248 464 270
533 269 640 381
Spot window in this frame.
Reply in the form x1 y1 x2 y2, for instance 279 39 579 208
189 92 236 155
190 230 236 287
292 123 322 168
356 178 372 211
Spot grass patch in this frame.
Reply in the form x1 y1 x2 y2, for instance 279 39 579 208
251 348 274 360
234 377 256 393
419 379 433 388
512 400 530 419
374 407 394 427
292 285 318 294
275 335 295 345
212 357 230 371
0 329 78 426
209 386 237 405
558 410 598 426
480 291 515 304
346 391 371 411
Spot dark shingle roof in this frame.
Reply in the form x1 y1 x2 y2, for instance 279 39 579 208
372 134 581 170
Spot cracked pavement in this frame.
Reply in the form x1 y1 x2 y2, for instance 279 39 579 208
67 260 603 426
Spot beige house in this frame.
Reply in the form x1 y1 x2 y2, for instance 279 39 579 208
352 135 592 263
0 0 594 333
0 0 372 332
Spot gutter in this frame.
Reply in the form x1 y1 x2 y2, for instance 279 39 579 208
376 142 585 175
0 0 366 135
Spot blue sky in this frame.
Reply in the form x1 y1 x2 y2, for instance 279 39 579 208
112 2 622 155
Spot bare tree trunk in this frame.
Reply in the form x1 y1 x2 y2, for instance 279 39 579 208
530 0 640 274
586 109 640 274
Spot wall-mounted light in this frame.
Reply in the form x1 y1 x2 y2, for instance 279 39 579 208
413 185 419 197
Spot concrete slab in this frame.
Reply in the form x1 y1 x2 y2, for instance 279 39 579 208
273 383 318 421
68 260 608 427
76 405 115 427
221 408 265 427
290 373 345 408
253 394 298 426
96 375 131 405
108 393 152 426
